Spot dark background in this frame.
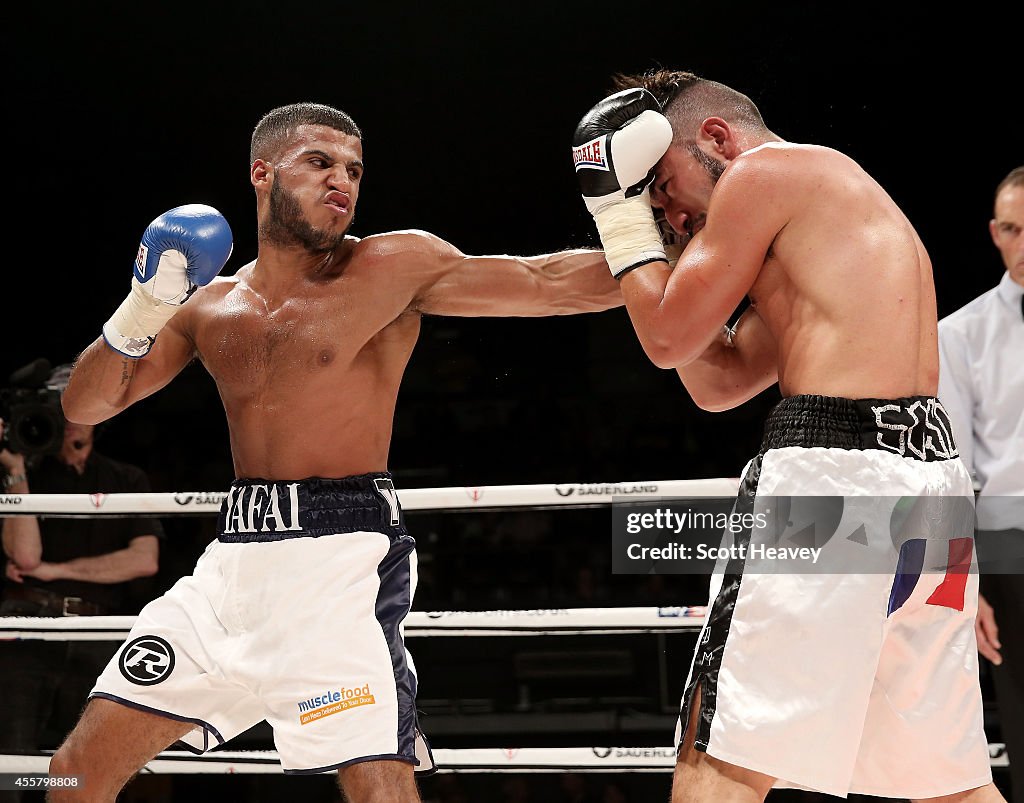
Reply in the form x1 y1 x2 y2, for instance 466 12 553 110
6 1 1021 497
5 2 1021 800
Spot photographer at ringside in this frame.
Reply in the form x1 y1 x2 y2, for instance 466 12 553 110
0 361 165 768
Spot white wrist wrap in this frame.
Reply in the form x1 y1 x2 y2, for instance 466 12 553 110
593 192 667 278
102 277 180 358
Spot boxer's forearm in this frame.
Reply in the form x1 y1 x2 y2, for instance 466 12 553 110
64 324 194 425
413 247 622 317
676 315 778 412
62 339 140 424
523 249 624 313
618 262 723 368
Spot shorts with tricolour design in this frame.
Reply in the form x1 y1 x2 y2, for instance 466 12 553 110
90 473 435 776
675 395 991 799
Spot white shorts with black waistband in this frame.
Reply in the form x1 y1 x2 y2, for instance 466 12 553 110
677 398 991 799
90 475 434 776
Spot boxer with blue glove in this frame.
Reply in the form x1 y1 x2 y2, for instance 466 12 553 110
103 204 234 358
49 101 622 803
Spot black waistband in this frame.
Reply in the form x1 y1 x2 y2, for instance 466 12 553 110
760 395 959 462
217 473 407 543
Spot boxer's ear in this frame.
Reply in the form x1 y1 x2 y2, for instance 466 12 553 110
251 159 271 189
699 118 735 157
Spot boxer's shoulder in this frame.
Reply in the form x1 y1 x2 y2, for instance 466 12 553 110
722 143 850 195
187 266 249 306
354 229 452 260
347 230 462 289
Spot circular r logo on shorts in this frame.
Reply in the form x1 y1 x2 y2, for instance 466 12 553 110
119 635 175 685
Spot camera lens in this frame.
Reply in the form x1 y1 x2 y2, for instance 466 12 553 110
5 393 65 456
15 413 58 451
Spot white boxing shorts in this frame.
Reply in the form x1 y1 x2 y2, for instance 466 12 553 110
90 473 435 776
675 395 992 799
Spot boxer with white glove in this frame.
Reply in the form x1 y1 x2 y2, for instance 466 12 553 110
103 204 234 358
572 88 673 278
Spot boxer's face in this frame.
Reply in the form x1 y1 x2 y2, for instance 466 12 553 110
991 184 1024 286
259 125 364 252
649 141 724 239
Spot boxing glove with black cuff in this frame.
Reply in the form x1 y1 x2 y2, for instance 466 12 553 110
572 88 673 278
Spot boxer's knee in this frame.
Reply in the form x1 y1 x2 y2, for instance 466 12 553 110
338 759 420 803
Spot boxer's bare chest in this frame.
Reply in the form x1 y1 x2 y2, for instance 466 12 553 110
191 271 417 394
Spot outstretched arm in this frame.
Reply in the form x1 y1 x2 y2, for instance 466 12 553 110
384 231 622 317
675 306 778 411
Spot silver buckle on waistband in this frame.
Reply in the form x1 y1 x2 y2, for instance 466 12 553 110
62 596 82 617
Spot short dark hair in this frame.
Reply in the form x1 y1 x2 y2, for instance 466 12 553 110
250 103 362 164
611 69 767 142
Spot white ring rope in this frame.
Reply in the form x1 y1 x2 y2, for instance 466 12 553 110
0 745 1009 775
0 607 707 640
0 477 739 516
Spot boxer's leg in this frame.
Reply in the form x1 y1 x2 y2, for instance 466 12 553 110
47 697 192 802
672 686 776 803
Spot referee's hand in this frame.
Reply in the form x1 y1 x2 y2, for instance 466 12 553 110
976 593 1002 665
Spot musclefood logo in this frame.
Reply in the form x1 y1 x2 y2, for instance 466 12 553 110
297 684 376 725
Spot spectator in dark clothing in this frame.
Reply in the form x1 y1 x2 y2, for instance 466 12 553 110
0 389 164 775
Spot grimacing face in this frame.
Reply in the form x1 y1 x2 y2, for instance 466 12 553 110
649 140 725 239
260 125 364 252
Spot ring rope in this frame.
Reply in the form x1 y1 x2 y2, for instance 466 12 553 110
0 607 707 641
0 745 1009 774
0 478 739 516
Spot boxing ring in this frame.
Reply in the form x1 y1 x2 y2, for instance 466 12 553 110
0 479 1010 778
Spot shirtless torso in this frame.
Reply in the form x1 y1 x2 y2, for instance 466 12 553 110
740 143 938 398
642 138 939 409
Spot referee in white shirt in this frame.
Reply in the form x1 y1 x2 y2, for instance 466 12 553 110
939 165 1024 803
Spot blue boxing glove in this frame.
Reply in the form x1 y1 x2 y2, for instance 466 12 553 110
103 204 233 357
573 88 673 278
